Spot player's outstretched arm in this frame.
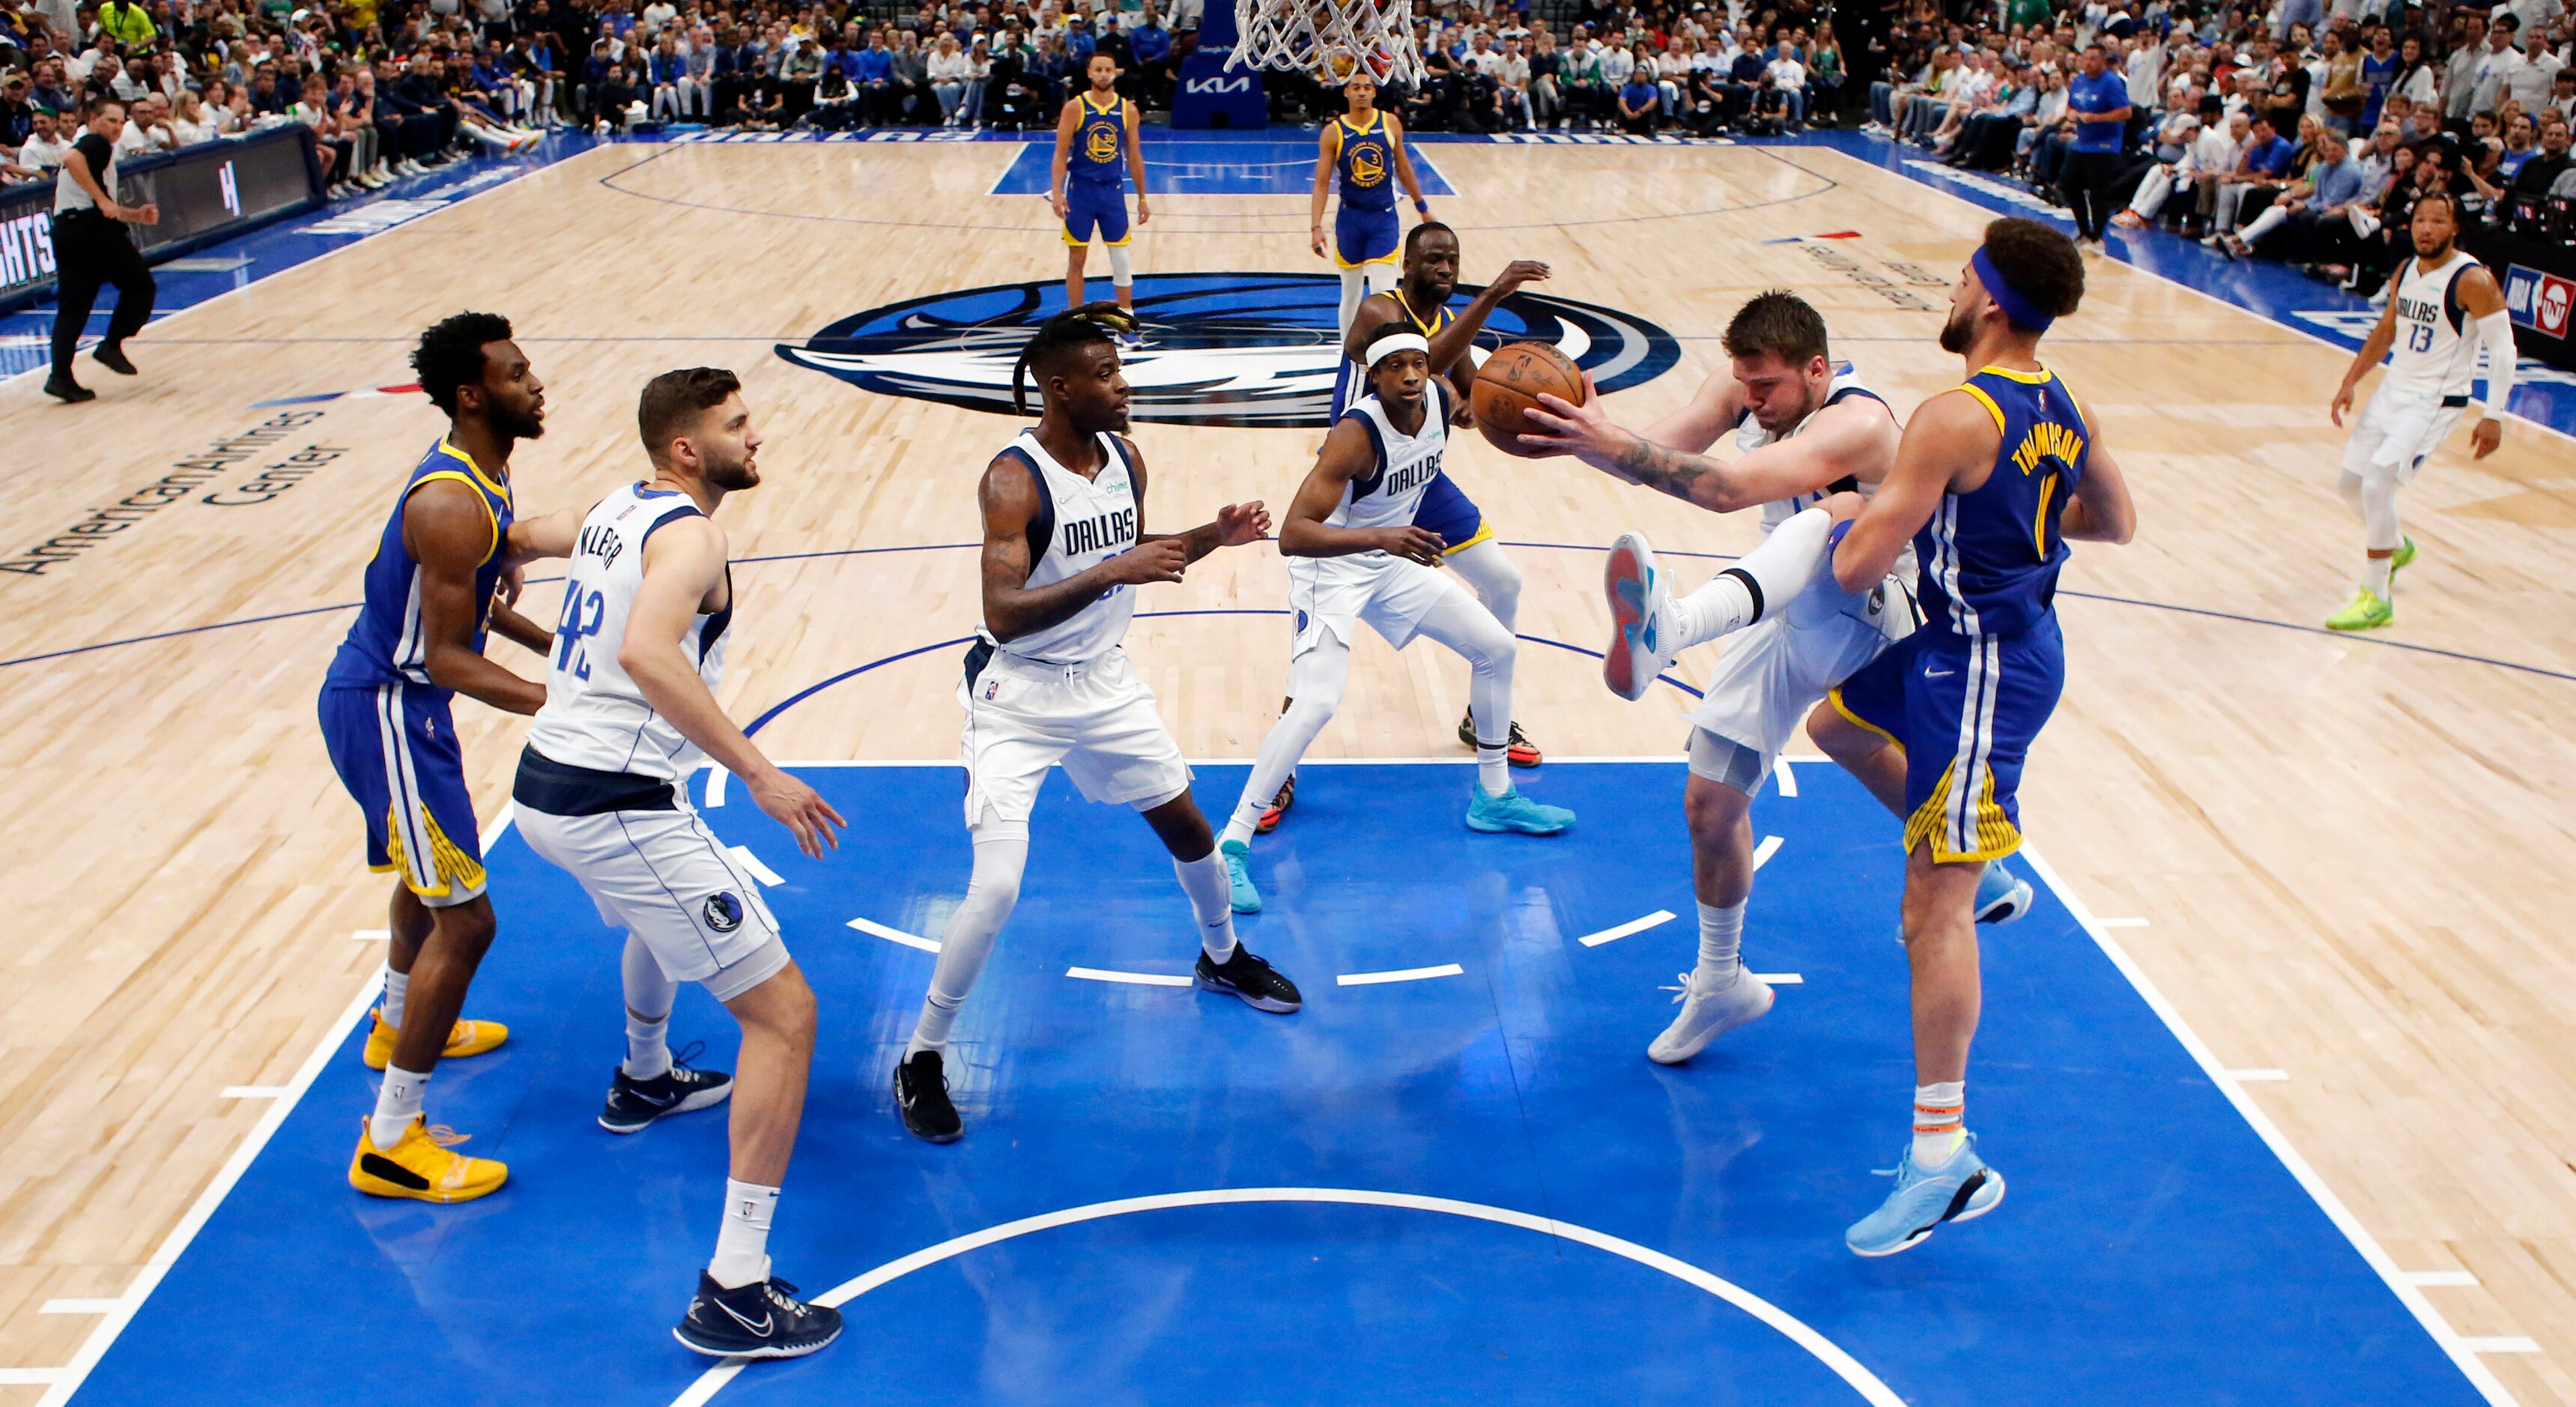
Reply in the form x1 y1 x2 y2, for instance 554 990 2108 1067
1121 438 1270 562
503 505 582 566
1049 98 1078 218
1309 124 1339 258
402 479 547 715
1832 390 1990 593
979 452 1185 641
1521 370 1773 512
1276 418 1445 563
1433 258 1549 374
1385 112 1430 219
2330 277 2402 427
621 515 843 858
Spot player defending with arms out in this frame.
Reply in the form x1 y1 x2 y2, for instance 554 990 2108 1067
318 312 575 1203
1218 324 1575 913
1809 219 2134 1256
1257 224 1554 835
512 369 844 1360
1519 291 2033 1065
1309 72 1433 334
2324 190 2512 632
892 306 1300 1145
1052 52 1148 337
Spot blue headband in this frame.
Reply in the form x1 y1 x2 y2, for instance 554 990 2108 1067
1971 245 2052 333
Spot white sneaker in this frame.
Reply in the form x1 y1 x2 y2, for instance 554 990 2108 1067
1646 969 1774 1065
1601 530 1682 702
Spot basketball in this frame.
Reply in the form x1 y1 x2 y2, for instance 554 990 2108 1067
1472 342 1587 458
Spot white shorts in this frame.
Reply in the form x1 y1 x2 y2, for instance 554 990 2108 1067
1286 551 1463 658
959 644 1191 834
2342 384 2467 484
515 802 791 1002
1682 576 1917 784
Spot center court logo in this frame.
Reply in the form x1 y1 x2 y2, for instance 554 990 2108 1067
775 272 1680 428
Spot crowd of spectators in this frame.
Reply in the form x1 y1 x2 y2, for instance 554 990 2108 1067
1864 0 2572 295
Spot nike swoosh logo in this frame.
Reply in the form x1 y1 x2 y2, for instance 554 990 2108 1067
715 1299 775 1337
1924 669 1958 678
632 1089 680 1108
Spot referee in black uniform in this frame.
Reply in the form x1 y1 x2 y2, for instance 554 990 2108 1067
43 94 159 405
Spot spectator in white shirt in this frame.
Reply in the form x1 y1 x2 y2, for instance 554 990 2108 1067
2469 16 2528 118
2508 38 2564 112
170 91 220 145
1490 34 1534 130
19 107 75 172
641 0 679 37
116 93 180 155
1766 39 1807 124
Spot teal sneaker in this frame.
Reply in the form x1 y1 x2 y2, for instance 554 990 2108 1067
1973 860 2033 925
1220 839 1261 914
1845 1134 2006 1257
1465 784 1575 835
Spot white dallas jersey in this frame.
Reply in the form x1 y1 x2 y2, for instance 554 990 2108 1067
525 482 732 781
984 429 1142 666
2383 252 2484 399
1735 362 1914 620
1327 377 1449 534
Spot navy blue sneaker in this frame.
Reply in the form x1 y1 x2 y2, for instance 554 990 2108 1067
600 1047 734 1134
674 1270 842 1359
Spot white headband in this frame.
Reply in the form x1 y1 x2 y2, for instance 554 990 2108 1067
1365 331 1431 368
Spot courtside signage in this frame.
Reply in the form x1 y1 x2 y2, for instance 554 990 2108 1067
2504 264 2572 340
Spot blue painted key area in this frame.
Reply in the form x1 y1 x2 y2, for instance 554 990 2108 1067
70 759 2479 1406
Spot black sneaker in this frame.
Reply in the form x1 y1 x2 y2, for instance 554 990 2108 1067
93 342 136 375
1455 712 1543 767
673 1270 843 1359
42 376 94 404
894 1050 962 1143
1196 947 1302 1013
600 1048 734 1134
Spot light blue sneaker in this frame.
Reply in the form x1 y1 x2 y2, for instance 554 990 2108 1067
1973 859 2034 925
1465 784 1575 835
1844 1134 2006 1257
1219 838 1261 914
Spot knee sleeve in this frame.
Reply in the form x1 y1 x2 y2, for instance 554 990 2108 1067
1444 540 1524 632
1106 242 1133 288
1337 267 1366 331
2357 469 2401 551
622 931 678 1020
925 833 1028 1009
1364 262 1401 298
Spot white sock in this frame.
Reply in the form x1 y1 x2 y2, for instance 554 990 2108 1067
1673 506 1836 647
381 967 408 1029
907 832 1026 1059
2365 553 2393 600
1172 852 1238 964
1337 267 1366 330
1693 900 1745 989
1912 1080 1966 1167
1476 742 1510 796
708 1178 778 1289
622 932 676 1080
371 1064 430 1150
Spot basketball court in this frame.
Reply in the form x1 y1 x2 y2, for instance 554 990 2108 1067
3 127 2574 1406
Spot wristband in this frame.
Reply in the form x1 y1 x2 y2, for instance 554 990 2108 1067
1413 198 1430 212
1825 518 1855 551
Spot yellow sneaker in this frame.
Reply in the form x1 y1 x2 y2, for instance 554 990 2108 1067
362 1010 509 1071
2325 589 2394 632
348 1116 508 1203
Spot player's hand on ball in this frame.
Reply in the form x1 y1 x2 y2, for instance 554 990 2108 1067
1516 371 1610 459
1492 258 1551 294
1111 538 1192 584
1216 501 1271 545
751 767 845 859
2470 415 2502 459
1380 526 1447 565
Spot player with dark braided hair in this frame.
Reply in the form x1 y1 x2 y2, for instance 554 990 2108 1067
890 304 1303 1146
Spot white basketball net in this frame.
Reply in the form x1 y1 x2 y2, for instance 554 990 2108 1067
1228 0 1426 88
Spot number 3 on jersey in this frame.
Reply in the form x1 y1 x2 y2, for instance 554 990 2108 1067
554 584 605 680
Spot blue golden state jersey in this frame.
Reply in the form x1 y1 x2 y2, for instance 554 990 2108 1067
1334 111 1396 211
324 437 516 696
1070 92 1128 187
1915 365 2086 641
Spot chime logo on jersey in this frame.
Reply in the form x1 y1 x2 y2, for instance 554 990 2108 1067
776 273 1679 428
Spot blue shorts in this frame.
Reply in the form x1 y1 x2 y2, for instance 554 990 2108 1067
1335 203 1400 268
1062 180 1131 246
1825 615 2064 863
318 682 488 906
1415 470 1491 554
